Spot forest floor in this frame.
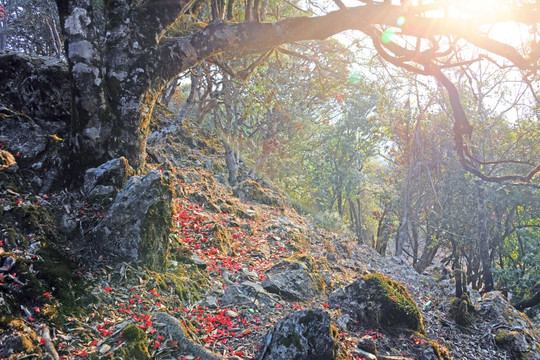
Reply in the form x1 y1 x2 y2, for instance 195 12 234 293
0 110 538 360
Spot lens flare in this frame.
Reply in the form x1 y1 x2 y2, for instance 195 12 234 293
381 28 396 43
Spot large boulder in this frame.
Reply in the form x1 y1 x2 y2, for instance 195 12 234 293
328 273 425 334
255 309 340 360
478 292 540 359
90 170 174 270
262 255 326 301
0 52 70 133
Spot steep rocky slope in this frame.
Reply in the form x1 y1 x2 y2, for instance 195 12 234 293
0 53 539 360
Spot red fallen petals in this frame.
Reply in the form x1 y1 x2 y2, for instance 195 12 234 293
154 340 161 349
102 287 113 292
39 337 47 345
322 303 329 308
157 335 164 341
79 350 87 356
43 292 51 298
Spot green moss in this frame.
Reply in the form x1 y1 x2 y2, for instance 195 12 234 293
115 325 151 360
362 273 425 334
450 293 475 326
146 264 208 303
114 324 150 360
13 204 55 245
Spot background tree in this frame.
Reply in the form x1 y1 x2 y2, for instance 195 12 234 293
0 0 61 56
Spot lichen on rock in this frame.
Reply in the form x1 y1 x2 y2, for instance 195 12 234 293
255 309 343 360
262 254 327 301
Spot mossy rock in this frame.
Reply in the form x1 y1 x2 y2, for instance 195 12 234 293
114 325 151 360
140 190 173 270
5 203 56 248
362 273 425 334
430 340 452 360
450 293 475 326
329 273 425 334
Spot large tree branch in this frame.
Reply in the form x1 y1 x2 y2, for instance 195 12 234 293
155 3 539 82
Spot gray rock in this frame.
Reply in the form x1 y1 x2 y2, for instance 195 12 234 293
255 309 338 360
90 170 174 269
478 292 540 359
262 255 324 301
328 274 424 333
83 157 134 196
198 296 219 308
0 53 70 131
0 107 46 161
220 281 277 308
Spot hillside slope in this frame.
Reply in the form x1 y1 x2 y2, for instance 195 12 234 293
0 54 539 360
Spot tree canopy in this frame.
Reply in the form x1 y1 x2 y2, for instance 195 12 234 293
47 0 538 186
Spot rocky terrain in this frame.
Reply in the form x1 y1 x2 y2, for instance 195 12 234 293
0 52 539 360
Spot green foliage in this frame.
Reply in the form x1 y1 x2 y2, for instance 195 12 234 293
312 211 351 235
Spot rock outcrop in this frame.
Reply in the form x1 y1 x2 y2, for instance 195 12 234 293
255 309 340 360
90 170 174 269
262 255 325 301
83 157 135 198
233 180 284 208
0 53 70 134
328 273 425 334
220 281 278 308
478 292 540 359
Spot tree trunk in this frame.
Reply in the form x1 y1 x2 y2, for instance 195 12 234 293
223 140 239 186
414 229 441 274
476 181 494 292
410 222 419 267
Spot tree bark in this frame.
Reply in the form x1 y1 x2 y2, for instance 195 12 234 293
476 181 495 292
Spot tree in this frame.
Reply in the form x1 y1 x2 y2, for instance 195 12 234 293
53 0 539 186
0 0 61 56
